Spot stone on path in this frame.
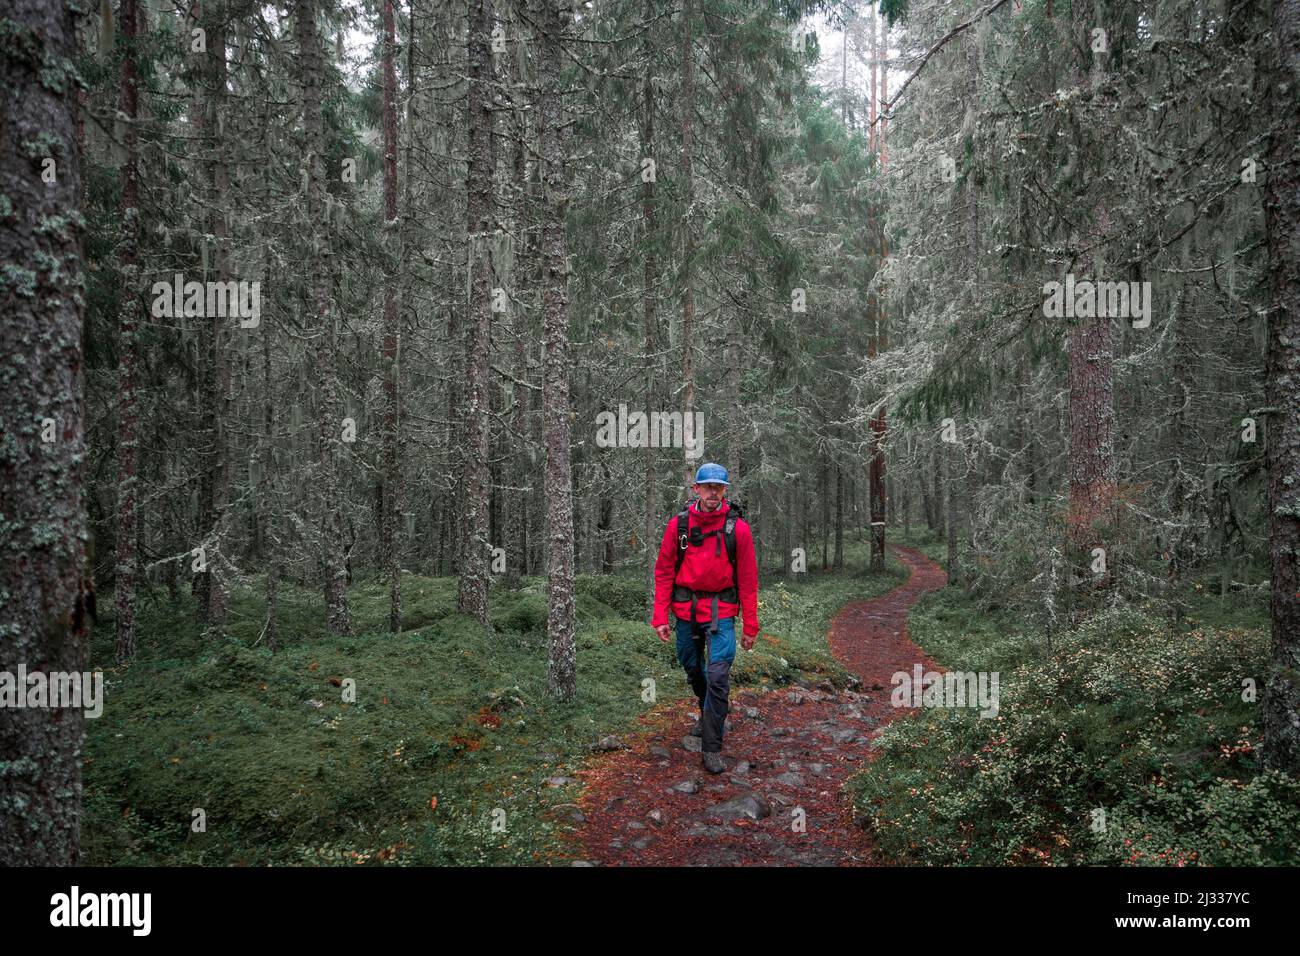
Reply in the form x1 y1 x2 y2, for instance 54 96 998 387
709 792 772 821
684 824 740 838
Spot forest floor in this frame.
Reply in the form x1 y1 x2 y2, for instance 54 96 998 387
82 540 906 866
570 546 946 866
83 533 1284 866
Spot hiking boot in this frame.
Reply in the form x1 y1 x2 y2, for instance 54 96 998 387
702 751 725 774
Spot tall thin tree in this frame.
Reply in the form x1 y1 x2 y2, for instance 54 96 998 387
679 0 697 488
114 0 140 660
296 0 352 634
538 0 576 700
380 0 404 632
458 0 495 627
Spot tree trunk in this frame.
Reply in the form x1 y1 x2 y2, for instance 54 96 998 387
834 464 844 569
203 2 230 627
869 406 886 571
114 0 141 661
261 273 279 651
869 54 889 573
902 476 911 540
1065 0 1116 591
821 458 830 570
640 6 659 621
538 0 576 700
505 90 531 589
782 483 794 578
1261 0 1300 773
0 0 91 864
945 440 959 586
878 13 888 167
932 442 943 537
381 0 403 632
919 455 934 533
458 0 495 627
297 0 351 635
869 2 877 154
724 301 743 482
190 0 211 620
679 0 697 488
1065 276 1115 567
598 462 615 574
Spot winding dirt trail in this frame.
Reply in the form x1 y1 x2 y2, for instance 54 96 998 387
570 546 947 866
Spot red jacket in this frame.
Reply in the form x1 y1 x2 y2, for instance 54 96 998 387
652 500 760 637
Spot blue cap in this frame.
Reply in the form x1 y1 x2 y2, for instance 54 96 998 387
693 462 730 486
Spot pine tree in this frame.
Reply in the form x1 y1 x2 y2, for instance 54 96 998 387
1261 0 1300 773
538 0 576 701
0 0 91 865
457 0 496 628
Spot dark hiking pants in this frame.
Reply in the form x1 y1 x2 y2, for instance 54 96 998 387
675 616 736 754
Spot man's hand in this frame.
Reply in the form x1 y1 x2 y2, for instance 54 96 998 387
655 624 671 642
742 631 757 651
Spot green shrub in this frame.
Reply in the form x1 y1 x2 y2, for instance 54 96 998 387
489 593 548 633
849 601 1288 866
575 574 647 620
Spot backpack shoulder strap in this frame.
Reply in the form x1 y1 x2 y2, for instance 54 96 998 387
723 515 738 586
723 502 743 588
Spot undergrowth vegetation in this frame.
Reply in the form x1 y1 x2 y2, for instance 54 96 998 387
850 539 1293 866
83 535 904 865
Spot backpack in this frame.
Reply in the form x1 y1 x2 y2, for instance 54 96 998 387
672 499 745 594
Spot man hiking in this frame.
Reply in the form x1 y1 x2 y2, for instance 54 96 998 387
652 463 760 773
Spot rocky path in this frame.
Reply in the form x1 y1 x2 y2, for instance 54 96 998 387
570 546 947 866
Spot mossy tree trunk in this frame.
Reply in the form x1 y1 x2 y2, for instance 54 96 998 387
0 0 91 865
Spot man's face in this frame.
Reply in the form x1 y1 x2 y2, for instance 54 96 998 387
694 482 727 510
